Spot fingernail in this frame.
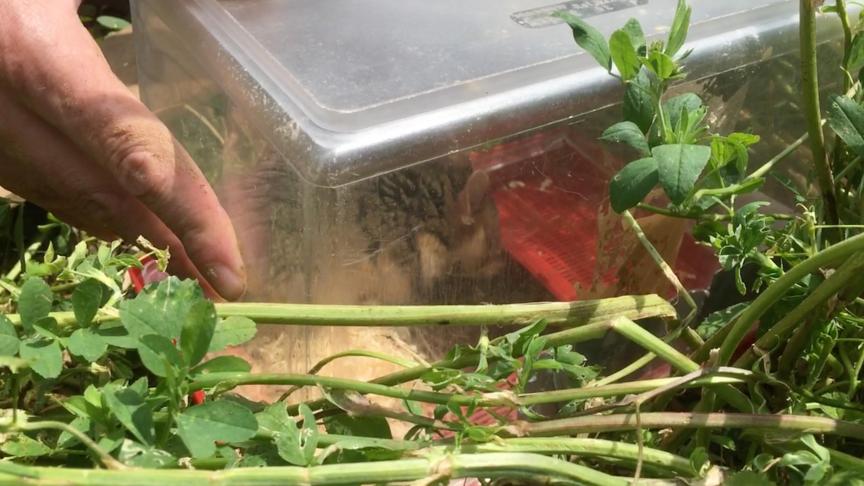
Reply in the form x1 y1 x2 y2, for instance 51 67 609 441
206 264 247 301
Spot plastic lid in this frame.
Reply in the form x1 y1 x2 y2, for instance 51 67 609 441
151 0 796 185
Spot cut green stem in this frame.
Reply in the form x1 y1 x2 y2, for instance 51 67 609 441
0 452 627 486
523 412 864 440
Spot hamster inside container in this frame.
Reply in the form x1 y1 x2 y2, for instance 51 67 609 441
131 0 844 395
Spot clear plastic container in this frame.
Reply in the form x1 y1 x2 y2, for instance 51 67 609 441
131 0 844 387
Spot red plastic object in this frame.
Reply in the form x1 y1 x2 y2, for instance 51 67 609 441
470 131 717 301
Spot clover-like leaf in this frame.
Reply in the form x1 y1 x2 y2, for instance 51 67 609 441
601 121 650 156
653 144 711 204
0 315 20 356
137 335 183 378
624 69 657 133
177 400 258 458
18 278 53 332
20 337 62 379
72 278 105 327
610 29 640 81
209 316 257 353
555 11 611 70
191 355 252 376
119 277 205 341
102 384 154 446
180 299 217 367
66 328 108 363
609 157 659 212
665 0 691 56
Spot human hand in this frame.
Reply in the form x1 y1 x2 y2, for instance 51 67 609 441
0 1 246 300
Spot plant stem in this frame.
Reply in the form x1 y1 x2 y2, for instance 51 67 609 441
611 318 698 374
591 352 657 386
800 0 839 226
522 412 864 440
518 375 746 407
191 437 696 477
0 452 627 486
191 372 474 406
279 349 417 400
718 232 864 366
622 211 698 324
6 294 676 329
457 438 695 477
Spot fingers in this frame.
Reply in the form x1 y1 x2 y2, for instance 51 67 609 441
0 3 246 299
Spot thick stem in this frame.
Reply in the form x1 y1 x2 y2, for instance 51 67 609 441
459 438 695 477
518 375 745 407
0 452 627 486
5 294 676 329
522 412 864 440
192 437 696 477
191 372 472 406
718 232 864 366
800 0 839 226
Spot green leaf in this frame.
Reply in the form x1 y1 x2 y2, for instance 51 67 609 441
102 384 155 446
624 69 657 133
275 404 318 466
663 93 703 128
665 0 692 56
555 12 611 70
137 335 183 378
20 337 62 379
848 33 864 74
208 316 257 353
72 278 105 326
828 95 864 157
18 278 53 331
57 416 91 449
300 404 319 465
0 434 52 457
0 315 20 356
256 402 291 435
609 157 659 212
644 50 677 80
725 471 776 486
116 440 175 469
180 300 217 367
622 18 646 53
96 322 138 349
119 277 205 341
66 328 108 362
324 414 392 440
609 29 640 81
177 400 258 458
653 144 711 204
600 121 650 156
191 355 252 376
96 15 131 31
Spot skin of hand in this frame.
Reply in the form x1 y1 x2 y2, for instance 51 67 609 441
0 0 247 300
